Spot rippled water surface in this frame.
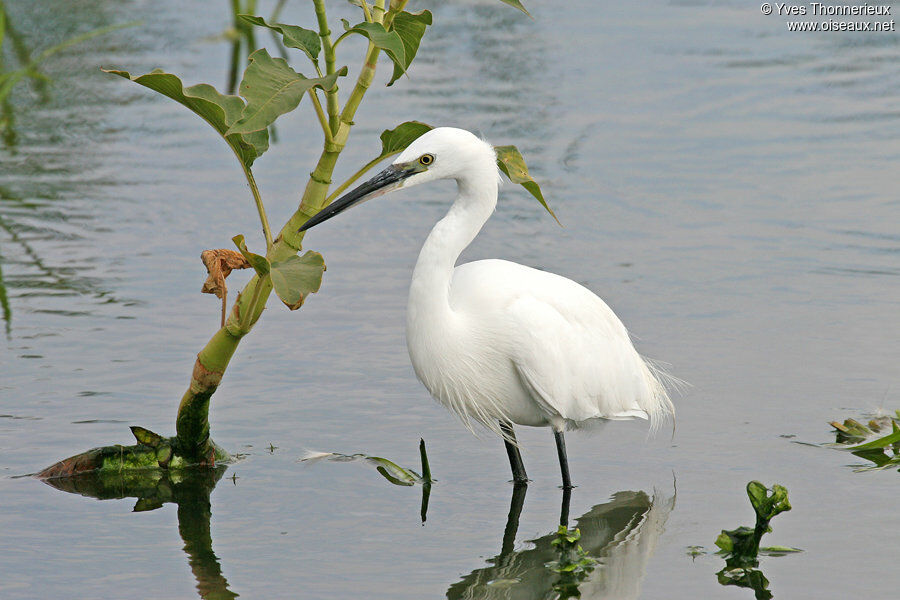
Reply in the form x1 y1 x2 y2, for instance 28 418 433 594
2 1 899 598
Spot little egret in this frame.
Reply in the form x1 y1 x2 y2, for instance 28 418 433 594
300 127 674 488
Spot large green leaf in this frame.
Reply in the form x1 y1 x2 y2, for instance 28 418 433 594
498 0 532 16
269 251 326 310
226 49 347 135
341 20 406 75
237 15 320 63
494 145 559 225
102 68 269 167
387 10 432 86
379 120 432 158
231 234 270 276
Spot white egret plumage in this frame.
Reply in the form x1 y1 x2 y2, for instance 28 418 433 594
300 127 674 488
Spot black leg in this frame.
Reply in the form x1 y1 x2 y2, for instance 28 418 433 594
500 482 528 559
500 421 528 484
554 430 573 490
559 485 572 528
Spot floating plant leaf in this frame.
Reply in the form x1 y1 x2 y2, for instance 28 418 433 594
846 421 900 451
299 449 427 487
365 456 422 486
715 481 795 569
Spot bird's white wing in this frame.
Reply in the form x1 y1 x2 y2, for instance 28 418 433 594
449 260 672 430
487 266 660 428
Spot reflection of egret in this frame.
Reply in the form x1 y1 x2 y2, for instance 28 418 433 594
301 128 675 487
41 467 237 600
446 486 675 600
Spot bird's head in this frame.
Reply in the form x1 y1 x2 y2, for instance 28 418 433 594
299 127 497 232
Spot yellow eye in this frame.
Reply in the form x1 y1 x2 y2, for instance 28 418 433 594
419 154 434 166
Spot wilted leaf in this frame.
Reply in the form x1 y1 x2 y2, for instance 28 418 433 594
102 68 269 167
226 49 347 135
830 418 872 444
131 425 164 448
200 249 251 299
237 15 320 62
231 234 270 276
494 144 559 225
387 10 432 86
341 20 406 74
270 251 325 310
497 0 532 17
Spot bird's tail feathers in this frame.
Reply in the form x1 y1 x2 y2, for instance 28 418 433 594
640 356 682 439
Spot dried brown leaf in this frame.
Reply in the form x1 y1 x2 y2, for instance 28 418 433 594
201 249 251 298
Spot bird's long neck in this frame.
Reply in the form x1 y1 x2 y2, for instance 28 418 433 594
409 174 497 316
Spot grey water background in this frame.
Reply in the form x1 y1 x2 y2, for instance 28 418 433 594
1 0 899 597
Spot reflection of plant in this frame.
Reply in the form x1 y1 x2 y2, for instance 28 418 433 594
717 566 773 600
42 465 238 600
40 0 544 479
713 481 800 600
548 526 597 598
0 1 134 146
829 413 900 471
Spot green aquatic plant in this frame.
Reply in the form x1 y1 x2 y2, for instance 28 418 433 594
713 481 800 600
41 465 238 599
38 0 548 479
715 481 798 567
548 526 597 598
828 412 900 471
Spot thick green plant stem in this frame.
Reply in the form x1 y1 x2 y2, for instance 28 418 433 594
174 1 387 462
175 274 273 460
313 0 340 134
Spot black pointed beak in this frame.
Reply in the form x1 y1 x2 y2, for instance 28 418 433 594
299 162 423 232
